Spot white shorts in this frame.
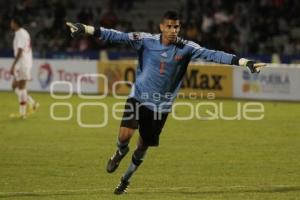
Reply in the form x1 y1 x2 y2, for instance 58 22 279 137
14 64 32 81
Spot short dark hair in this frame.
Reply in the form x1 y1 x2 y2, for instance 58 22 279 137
162 11 179 21
11 17 23 27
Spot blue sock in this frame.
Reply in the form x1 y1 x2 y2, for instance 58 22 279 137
123 149 146 181
117 139 129 155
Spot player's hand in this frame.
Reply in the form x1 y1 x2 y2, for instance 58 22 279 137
246 61 266 73
66 22 85 37
10 66 15 76
239 58 266 73
66 22 95 37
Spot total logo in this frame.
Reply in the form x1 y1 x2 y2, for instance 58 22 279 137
57 69 95 84
38 63 53 89
38 63 96 89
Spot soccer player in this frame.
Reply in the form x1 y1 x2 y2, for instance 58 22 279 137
66 11 265 194
10 17 39 119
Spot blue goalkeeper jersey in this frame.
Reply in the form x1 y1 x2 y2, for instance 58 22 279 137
98 28 236 113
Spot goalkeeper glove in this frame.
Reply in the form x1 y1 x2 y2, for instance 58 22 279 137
66 22 95 37
239 58 266 73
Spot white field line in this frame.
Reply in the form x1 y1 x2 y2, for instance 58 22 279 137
0 185 300 197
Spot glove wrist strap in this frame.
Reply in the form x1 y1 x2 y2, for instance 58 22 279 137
84 25 95 35
238 58 250 67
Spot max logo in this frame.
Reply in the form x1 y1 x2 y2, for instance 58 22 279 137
181 69 224 90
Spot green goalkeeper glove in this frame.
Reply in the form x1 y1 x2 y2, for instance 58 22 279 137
66 22 95 37
239 58 266 73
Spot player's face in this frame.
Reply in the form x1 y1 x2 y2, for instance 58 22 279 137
10 20 17 31
160 19 180 44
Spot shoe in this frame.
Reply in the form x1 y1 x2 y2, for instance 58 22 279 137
9 113 26 119
106 147 129 173
28 102 40 115
114 177 129 195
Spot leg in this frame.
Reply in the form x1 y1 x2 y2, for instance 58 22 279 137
118 126 135 143
12 79 39 116
27 94 39 114
18 80 26 90
106 127 135 173
18 80 28 117
12 79 18 91
114 136 148 195
124 136 148 180
114 106 169 195
11 80 27 118
12 79 21 114
107 98 139 173
116 127 135 158
20 65 38 112
12 78 21 100
12 79 21 110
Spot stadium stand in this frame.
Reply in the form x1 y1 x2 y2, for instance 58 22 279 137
0 0 299 55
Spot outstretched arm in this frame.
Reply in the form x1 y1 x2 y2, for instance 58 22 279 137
188 41 266 73
66 22 143 50
10 48 23 76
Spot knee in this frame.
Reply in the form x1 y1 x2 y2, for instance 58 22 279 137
137 144 148 151
119 127 135 142
12 82 17 90
137 137 148 151
118 134 131 143
19 81 26 90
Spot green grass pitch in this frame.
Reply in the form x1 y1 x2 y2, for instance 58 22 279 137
0 91 300 200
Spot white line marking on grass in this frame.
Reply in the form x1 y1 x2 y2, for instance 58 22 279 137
0 185 300 197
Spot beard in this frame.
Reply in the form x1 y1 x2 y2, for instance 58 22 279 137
167 35 177 43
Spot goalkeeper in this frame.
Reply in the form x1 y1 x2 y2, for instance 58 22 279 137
66 10 266 195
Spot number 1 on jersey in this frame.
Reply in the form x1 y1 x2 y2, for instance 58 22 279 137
160 61 165 75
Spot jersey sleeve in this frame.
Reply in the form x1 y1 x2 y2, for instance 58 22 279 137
96 27 144 51
15 33 27 50
188 41 235 65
